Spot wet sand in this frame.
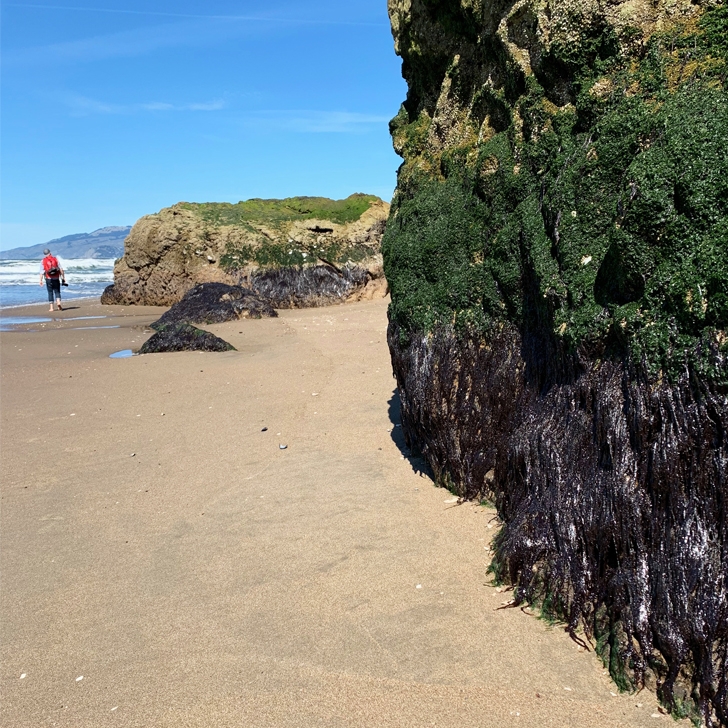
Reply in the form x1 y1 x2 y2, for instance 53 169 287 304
1 298 681 727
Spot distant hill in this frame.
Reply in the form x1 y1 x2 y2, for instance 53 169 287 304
0 226 131 260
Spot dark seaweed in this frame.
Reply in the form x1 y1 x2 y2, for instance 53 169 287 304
151 283 277 329
139 322 235 354
249 265 370 308
389 320 728 725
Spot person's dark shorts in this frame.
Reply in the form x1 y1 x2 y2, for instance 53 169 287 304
46 277 61 302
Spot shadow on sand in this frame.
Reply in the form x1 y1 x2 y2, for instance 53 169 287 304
387 389 434 481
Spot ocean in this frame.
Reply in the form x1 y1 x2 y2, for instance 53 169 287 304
0 258 116 308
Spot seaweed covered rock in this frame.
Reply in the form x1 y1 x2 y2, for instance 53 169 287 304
139 323 235 354
250 264 374 308
385 0 727 723
103 194 389 306
151 283 276 329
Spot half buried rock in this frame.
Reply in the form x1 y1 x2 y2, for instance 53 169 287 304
139 323 235 354
151 283 276 329
250 265 371 308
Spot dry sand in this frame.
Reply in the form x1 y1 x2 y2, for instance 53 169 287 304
1 298 683 727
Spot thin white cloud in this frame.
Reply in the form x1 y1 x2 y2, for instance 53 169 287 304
4 18 242 66
2 4 387 66
187 101 227 112
65 94 226 116
5 3 386 26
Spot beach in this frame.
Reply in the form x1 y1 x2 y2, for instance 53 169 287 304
1 297 682 727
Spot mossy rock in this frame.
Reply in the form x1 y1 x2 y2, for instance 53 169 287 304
386 1 728 722
385 1 728 383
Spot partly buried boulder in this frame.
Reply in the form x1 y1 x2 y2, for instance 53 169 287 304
250 265 371 308
139 323 235 354
151 282 276 328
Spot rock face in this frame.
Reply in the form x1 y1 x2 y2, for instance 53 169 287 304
151 283 277 329
139 323 236 354
102 195 389 307
385 0 727 723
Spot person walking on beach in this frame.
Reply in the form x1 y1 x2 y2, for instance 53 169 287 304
39 249 66 312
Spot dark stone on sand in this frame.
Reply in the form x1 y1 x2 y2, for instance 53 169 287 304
139 323 235 354
151 283 276 329
100 284 123 305
250 265 370 308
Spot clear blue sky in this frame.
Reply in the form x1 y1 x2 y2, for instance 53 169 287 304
0 1 406 249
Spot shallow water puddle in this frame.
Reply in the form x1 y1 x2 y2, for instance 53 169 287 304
109 349 134 359
0 316 52 331
65 316 107 321
72 325 120 330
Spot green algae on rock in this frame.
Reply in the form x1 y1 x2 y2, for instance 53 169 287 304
102 194 389 307
385 0 727 723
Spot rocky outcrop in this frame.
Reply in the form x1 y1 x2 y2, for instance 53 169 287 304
139 323 236 354
385 0 727 723
151 283 277 329
102 195 389 307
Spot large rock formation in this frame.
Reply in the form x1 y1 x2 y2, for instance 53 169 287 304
384 0 727 723
102 195 389 307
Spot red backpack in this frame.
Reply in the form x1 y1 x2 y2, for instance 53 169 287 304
43 255 60 278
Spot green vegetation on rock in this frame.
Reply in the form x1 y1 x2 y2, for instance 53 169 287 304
219 239 375 272
384 2 728 382
183 193 380 227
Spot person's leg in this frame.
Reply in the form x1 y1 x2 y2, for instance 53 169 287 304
46 279 54 311
52 279 62 310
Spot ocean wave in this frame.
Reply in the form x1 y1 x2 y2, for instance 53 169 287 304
0 258 116 307
0 258 116 286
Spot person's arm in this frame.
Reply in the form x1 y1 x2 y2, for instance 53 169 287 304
39 263 44 286
52 257 66 282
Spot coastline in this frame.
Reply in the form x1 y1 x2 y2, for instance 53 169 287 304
0 257 116 309
0 294 103 311
0 297 685 727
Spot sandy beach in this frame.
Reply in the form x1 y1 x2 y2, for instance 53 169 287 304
1 297 682 727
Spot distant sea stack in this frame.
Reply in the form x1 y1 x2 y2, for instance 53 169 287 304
102 195 389 307
384 0 727 723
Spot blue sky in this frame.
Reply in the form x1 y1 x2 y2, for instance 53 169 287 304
0 1 406 249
